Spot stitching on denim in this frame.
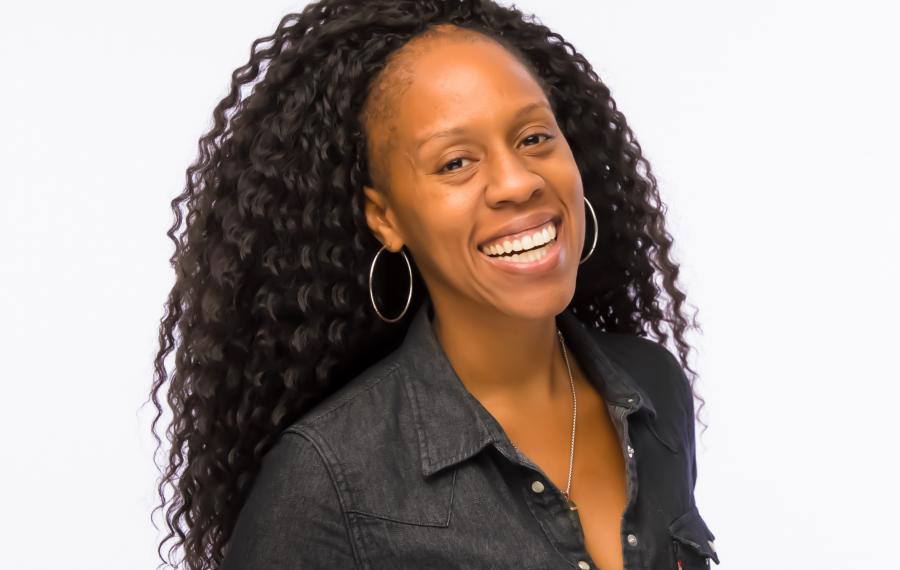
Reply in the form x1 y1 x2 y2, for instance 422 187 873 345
343 509 453 527
666 505 718 561
283 428 367 568
401 362 433 475
425 432 497 476
300 360 402 426
342 458 458 526
443 464 457 526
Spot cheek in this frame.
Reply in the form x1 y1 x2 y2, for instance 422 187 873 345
558 156 585 210
554 142 583 192
409 193 480 261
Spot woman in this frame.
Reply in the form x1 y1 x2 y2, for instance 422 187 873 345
150 1 718 568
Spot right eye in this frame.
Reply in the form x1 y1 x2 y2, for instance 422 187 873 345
439 157 471 173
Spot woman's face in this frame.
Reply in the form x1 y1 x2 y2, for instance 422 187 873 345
362 28 586 321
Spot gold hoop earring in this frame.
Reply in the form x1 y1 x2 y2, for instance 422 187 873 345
368 244 413 323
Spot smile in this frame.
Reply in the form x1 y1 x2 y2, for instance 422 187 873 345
477 220 564 275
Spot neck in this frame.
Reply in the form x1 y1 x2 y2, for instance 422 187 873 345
428 297 572 411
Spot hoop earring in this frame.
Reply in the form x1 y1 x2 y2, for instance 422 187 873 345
369 244 413 323
580 195 598 264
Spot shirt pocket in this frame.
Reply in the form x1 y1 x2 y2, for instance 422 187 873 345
344 468 457 569
346 465 456 527
667 504 720 569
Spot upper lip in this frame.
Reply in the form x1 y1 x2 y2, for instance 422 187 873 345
478 210 561 248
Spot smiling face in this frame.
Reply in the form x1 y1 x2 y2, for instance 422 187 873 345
361 25 586 322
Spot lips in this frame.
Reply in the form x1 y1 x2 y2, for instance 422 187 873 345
478 218 565 275
479 219 557 257
477 211 562 249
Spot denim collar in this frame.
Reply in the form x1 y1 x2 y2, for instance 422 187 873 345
398 298 658 478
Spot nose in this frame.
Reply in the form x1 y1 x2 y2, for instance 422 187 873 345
483 148 545 206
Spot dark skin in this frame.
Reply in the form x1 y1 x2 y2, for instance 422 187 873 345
361 25 626 570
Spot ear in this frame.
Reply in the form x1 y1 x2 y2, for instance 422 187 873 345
363 184 404 252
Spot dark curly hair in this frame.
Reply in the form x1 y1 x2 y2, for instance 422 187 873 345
148 0 704 568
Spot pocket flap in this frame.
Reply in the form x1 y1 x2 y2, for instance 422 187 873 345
667 505 720 564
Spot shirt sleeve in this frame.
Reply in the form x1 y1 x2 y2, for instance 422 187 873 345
658 345 699 493
671 352 698 493
220 429 358 569
685 379 698 493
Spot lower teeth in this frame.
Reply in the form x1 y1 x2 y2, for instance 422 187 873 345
489 240 553 263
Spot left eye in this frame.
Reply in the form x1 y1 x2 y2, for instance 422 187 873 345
522 133 552 146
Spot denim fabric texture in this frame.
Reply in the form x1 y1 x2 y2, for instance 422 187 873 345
221 299 719 569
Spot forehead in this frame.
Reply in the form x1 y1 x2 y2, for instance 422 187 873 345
384 33 548 144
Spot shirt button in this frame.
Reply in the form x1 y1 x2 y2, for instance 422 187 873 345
626 533 639 546
577 561 591 569
530 480 545 493
626 444 635 458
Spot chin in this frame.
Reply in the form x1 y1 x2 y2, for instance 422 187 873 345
493 286 575 321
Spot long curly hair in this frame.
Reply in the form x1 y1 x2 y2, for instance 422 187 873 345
149 0 704 568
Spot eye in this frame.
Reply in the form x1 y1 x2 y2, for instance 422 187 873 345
437 133 553 174
522 133 553 146
439 157 470 173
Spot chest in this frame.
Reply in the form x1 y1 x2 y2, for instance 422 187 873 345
317 359 717 569
507 391 631 570
568 421 629 570
320 405 716 570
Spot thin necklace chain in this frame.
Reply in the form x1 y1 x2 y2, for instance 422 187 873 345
511 328 577 500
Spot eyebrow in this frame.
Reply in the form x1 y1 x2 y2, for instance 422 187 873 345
414 100 552 151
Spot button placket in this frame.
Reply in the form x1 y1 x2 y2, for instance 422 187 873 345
612 402 643 568
522 398 643 570
522 473 591 567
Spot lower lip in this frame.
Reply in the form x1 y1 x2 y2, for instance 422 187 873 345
478 222 564 276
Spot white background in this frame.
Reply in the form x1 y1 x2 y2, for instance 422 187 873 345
1 1 897 568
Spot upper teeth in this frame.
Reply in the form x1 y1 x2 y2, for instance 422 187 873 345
481 220 557 257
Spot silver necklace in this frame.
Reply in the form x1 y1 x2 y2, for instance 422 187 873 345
511 328 578 512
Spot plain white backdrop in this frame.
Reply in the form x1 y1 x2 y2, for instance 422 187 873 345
1 1 897 568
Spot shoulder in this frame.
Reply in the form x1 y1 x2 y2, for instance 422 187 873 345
287 347 409 445
222 351 413 569
241 430 334 506
221 430 358 568
277 348 423 500
223 348 415 568
588 328 694 421
590 328 682 371
294 350 405 427
274 349 446 524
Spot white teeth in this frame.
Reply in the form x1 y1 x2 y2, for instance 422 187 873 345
500 241 552 263
482 220 558 257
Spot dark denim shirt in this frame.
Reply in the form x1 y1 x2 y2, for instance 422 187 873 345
221 299 720 569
